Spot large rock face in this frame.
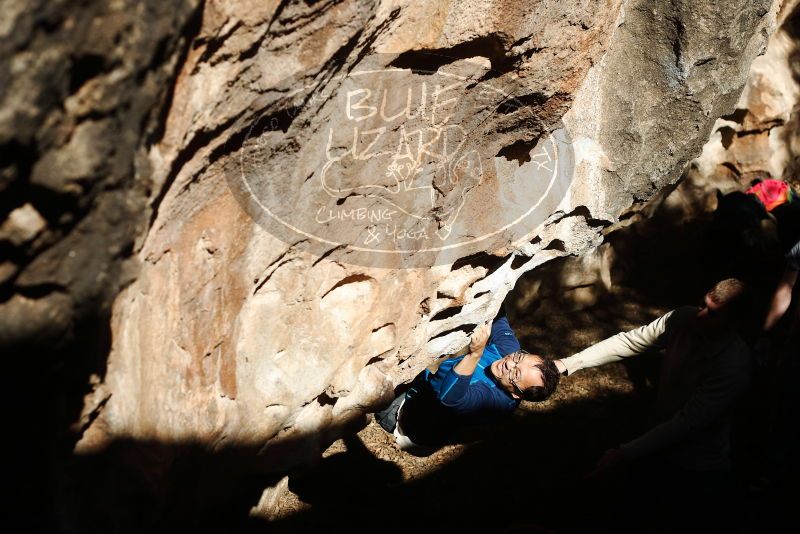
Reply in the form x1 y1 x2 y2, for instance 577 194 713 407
0 0 785 527
76 0 780 471
691 0 800 188
512 0 800 318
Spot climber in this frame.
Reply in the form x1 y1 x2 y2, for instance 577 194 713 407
375 304 561 455
553 278 753 530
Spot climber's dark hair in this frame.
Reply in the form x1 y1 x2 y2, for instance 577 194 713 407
521 357 560 402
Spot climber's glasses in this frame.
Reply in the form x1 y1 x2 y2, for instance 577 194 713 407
506 350 528 396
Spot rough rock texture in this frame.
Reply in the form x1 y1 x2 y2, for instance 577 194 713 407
0 0 785 528
0 1 202 529
691 0 800 188
0 0 201 347
78 0 776 449
513 0 800 317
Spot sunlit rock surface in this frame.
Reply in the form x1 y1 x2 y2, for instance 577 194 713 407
74 0 779 466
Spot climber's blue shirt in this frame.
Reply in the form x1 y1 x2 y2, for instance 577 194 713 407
401 316 522 442
411 340 519 414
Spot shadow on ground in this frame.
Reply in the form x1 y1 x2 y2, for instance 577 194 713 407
260 389 655 534
59 383 654 534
